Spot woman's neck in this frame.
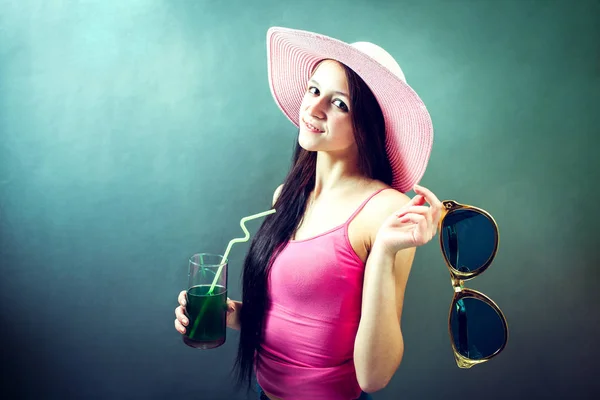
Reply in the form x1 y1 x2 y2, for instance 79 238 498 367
312 150 368 199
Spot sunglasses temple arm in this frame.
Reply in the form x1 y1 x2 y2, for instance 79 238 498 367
447 226 459 269
456 300 469 355
449 225 471 356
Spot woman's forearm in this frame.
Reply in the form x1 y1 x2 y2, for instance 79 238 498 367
354 244 404 392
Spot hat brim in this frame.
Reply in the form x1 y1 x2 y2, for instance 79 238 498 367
267 27 433 193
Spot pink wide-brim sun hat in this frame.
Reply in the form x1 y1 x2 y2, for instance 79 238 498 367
266 27 434 193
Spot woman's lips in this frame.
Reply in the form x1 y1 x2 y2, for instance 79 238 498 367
302 118 324 133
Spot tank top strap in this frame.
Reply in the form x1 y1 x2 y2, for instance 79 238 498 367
344 187 390 227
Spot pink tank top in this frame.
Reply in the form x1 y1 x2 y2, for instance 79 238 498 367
256 188 388 400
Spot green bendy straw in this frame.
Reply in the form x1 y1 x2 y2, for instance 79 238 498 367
206 208 277 295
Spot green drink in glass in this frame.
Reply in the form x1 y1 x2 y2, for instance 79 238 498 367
183 253 228 350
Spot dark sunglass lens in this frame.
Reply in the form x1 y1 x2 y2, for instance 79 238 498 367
450 297 506 360
442 210 496 273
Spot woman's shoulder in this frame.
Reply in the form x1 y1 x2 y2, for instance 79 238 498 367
272 184 284 206
358 183 412 242
367 181 411 211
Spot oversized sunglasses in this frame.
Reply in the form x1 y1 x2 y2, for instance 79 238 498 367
439 200 509 368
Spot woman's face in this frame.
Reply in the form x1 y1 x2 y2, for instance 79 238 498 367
298 60 355 155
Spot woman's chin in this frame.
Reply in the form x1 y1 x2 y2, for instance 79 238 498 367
298 134 321 152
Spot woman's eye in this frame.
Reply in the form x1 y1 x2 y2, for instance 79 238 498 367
308 86 319 95
333 99 349 112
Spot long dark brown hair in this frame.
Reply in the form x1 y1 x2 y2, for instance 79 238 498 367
231 62 393 392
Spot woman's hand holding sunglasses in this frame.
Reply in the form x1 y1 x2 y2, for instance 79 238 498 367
375 184 443 254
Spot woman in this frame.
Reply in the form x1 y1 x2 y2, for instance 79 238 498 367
174 27 442 400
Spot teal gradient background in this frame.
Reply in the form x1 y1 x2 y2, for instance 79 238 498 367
1 0 598 399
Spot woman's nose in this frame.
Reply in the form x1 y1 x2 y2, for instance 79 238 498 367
306 97 327 119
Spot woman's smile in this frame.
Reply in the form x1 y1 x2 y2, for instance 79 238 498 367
302 117 325 133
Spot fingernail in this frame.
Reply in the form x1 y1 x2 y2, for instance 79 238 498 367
182 300 186 306
183 318 188 325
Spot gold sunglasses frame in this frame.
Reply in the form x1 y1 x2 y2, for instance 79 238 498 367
439 200 509 368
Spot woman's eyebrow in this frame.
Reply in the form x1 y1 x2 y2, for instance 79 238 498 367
308 79 349 99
